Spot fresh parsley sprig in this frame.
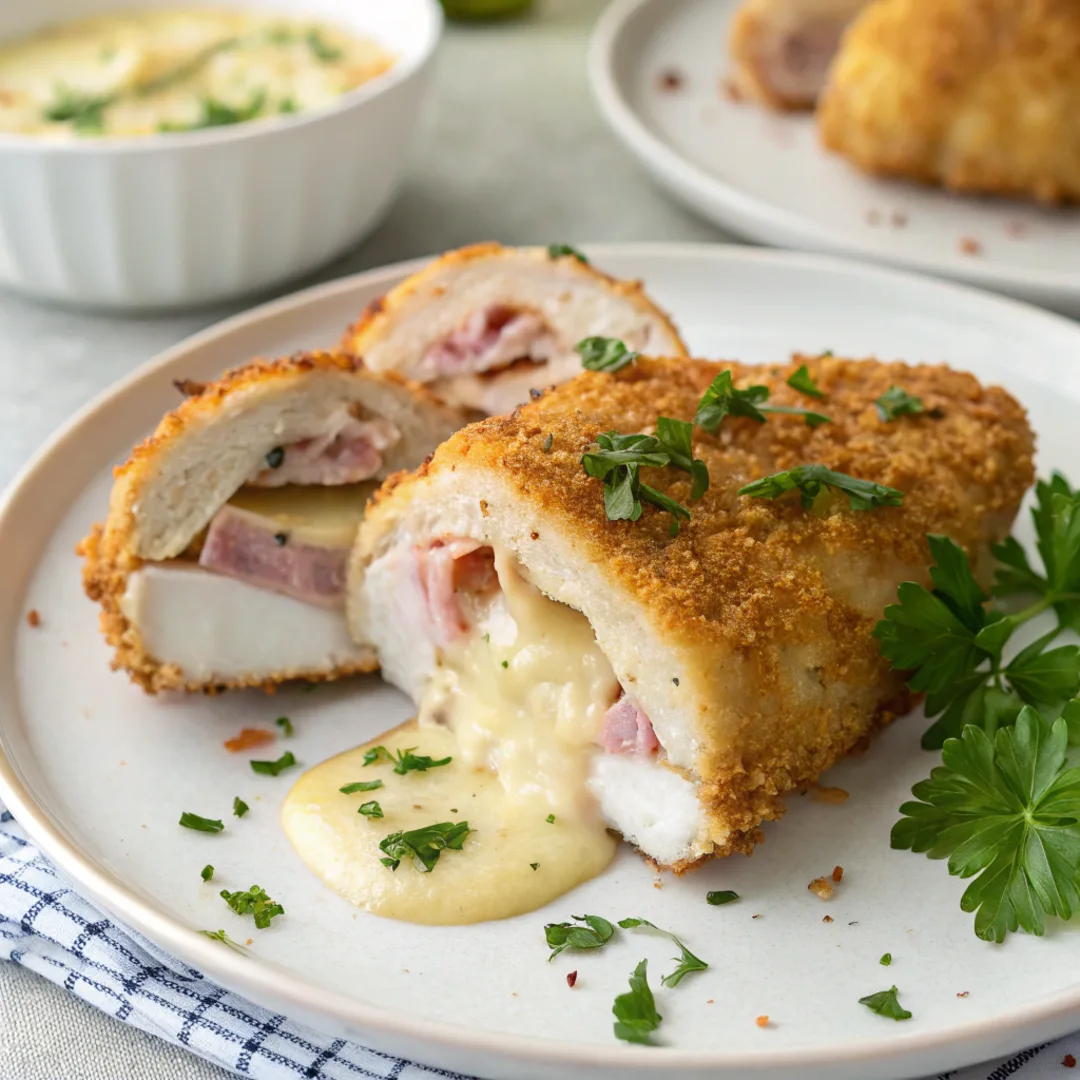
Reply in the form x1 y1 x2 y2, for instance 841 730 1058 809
740 465 904 512
617 918 708 988
695 370 830 431
613 960 663 1046
576 337 637 373
545 914 615 960
362 746 452 775
379 821 471 872
876 386 939 422
787 364 825 399
179 812 224 833
250 751 297 777
892 708 1080 943
548 243 589 263
220 885 284 930
858 985 911 1020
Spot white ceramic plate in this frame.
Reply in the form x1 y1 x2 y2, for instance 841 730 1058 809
588 0 1080 314
4 245 1080 1080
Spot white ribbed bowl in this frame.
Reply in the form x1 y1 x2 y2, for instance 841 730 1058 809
0 0 442 310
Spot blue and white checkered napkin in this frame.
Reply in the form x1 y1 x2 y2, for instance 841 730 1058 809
2 802 1078 1080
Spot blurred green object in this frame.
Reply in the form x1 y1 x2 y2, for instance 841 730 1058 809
440 0 533 19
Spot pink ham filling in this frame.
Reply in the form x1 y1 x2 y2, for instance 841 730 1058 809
249 414 399 488
198 506 349 609
414 540 498 643
599 694 659 756
423 306 555 377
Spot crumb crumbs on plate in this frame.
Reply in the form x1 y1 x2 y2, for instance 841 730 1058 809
657 69 685 92
752 913 761 919
891 211 908 228
822 915 833 923
832 865 844 883
566 971 578 988
224 728 275 753
809 784 849 804
719 76 743 102
957 991 969 998
1063 1054 1076 1067
808 877 834 900
707 999 714 1004
26 609 40 627
756 1015 769 1028
959 236 982 256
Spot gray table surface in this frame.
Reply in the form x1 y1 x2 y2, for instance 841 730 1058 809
0 2 730 1077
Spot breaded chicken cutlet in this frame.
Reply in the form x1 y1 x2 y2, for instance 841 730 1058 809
349 354 1034 870
80 350 467 693
818 0 1080 204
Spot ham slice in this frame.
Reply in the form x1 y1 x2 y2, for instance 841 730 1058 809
249 410 399 488
600 695 659 756
422 306 555 377
414 540 498 644
199 505 349 609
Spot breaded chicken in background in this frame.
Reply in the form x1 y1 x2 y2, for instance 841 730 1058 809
352 354 1035 870
818 0 1080 203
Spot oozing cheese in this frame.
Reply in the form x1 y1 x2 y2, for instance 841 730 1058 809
226 482 373 548
282 551 622 924
120 562 367 682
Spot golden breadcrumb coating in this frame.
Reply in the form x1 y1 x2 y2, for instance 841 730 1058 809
79 351 447 694
341 241 687 359
818 0 1080 204
366 355 1034 865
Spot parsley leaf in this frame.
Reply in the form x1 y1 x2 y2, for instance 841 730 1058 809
201 864 214 882
250 751 297 777
706 890 739 906
220 885 284 930
379 821 471 872
858 985 912 1020
340 780 383 794
548 243 588 263
655 416 709 500
199 929 248 952
876 386 937 422
275 716 293 737
612 960 662 1046
232 797 249 818
892 708 1080 942
787 364 825 399
179 812 224 833
576 337 637 373
694 370 769 431
358 800 383 818
544 914 615 960
306 29 343 61
879 952 892 966
43 84 113 129
617 917 708 987
362 746 452 774
758 404 832 428
740 464 903 512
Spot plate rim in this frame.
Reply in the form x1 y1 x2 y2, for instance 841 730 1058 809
5 243 1080 1075
587 0 1080 306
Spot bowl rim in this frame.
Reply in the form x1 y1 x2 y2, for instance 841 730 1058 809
0 0 443 155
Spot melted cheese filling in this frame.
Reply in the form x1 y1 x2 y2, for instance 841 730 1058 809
282 550 622 924
225 482 372 549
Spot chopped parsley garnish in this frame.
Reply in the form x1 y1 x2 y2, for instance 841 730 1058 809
706 890 739 906
787 364 825 399
548 243 588 263
379 821 471 872
694 370 769 431
873 533 1080 750
201 864 214 882
656 417 709 500
219 885 284 930
278 97 298 114
199 929 247 952
250 751 297 777
617 918 708 988
892 708 1080 943
232 797 249 818
531 862 540 871
544 914 615 960
501 659 509 669
161 92 268 132
306 29 343 62
265 446 285 469
740 465 903 512
358 801 383 818
275 716 293 737
339 780 383 794
758 404 831 428
876 386 938 422
179 812 224 833
546 814 556 824
612 960 662 1046
576 337 637 373
879 953 892 966
43 84 112 129
858 985 911 1021
581 431 691 535
542 433 553 453
362 746 452 775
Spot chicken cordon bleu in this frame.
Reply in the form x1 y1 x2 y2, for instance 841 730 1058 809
728 0 870 110
80 351 466 693
342 242 687 416
348 355 1033 871
818 0 1080 204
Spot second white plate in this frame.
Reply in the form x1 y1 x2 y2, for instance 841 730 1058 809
589 0 1080 313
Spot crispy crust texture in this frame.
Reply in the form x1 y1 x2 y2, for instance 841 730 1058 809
79 350 436 694
362 354 1034 863
818 0 1080 204
340 241 687 358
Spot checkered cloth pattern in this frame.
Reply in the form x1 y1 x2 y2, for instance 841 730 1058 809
2 801 1078 1080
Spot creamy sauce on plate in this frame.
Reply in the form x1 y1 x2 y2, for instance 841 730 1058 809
283 553 622 924
0 9 395 138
